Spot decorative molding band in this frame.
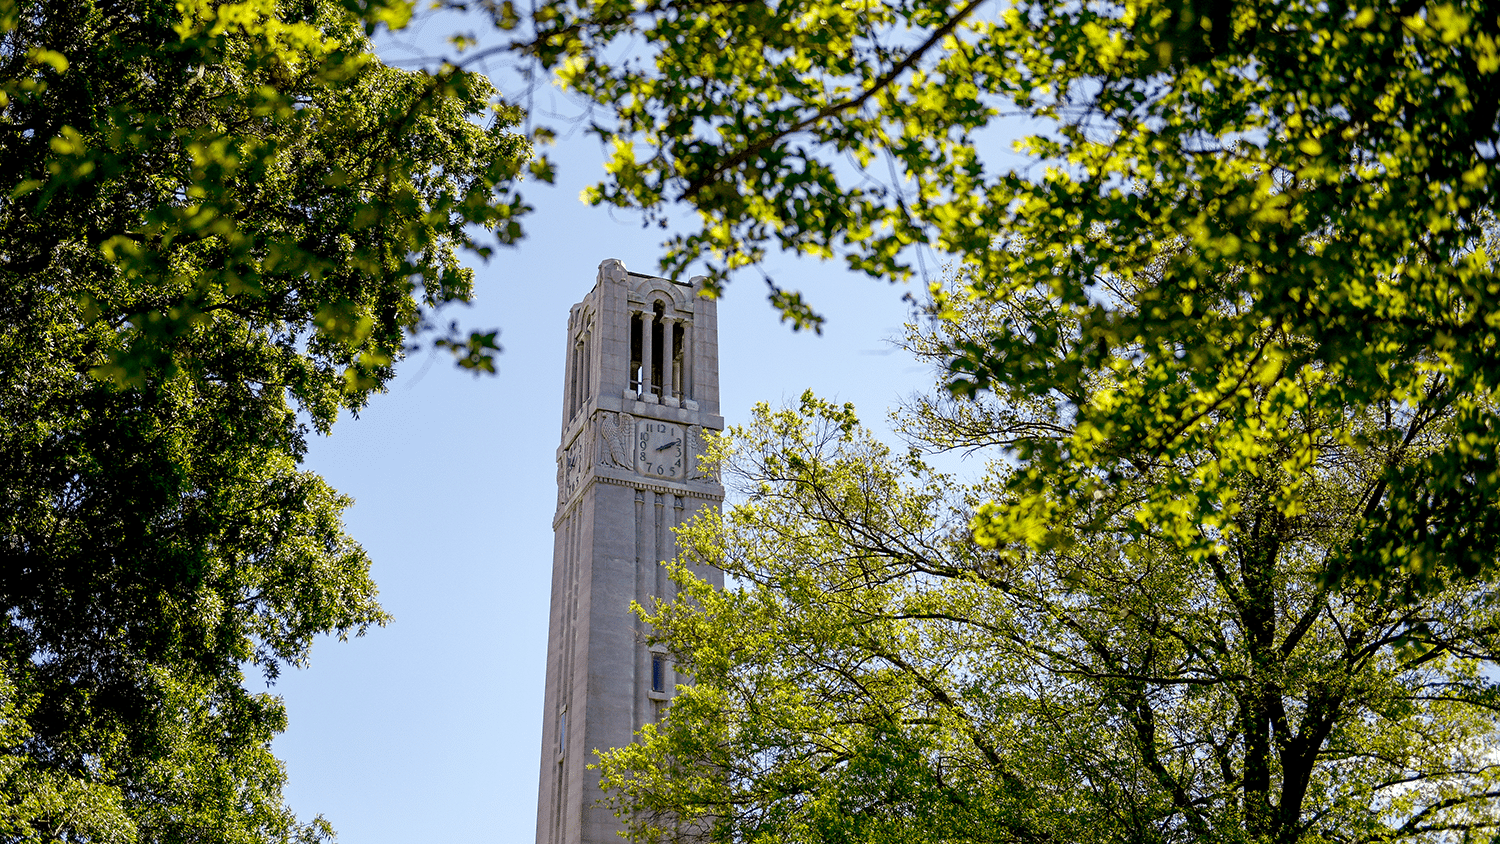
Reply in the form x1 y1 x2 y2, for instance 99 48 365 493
596 473 724 499
553 472 724 526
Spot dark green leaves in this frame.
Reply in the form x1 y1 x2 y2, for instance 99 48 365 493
0 0 531 837
505 0 1500 589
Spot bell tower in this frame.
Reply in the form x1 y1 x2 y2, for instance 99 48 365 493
536 259 725 844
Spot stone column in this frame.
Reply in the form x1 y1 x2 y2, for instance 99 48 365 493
642 308 657 401
661 317 677 406
680 321 692 405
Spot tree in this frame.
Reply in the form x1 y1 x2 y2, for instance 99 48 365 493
0 0 532 838
597 290 1500 843
494 0 1500 588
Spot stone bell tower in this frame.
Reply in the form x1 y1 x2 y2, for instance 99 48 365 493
535 259 725 844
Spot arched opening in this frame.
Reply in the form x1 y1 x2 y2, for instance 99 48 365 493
650 301 665 398
671 321 686 400
629 313 644 393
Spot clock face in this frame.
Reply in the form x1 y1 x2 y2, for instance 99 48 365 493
635 421 684 479
561 434 584 499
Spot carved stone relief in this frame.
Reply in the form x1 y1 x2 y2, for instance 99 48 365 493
686 425 718 481
598 411 634 470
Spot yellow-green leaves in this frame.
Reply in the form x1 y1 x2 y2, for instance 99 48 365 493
521 5 1500 835
500 0 1500 588
365 0 413 30
600 380 1500 842
7 0 531 405
27 47 67 71
969 494 1065 553
175 0 341 58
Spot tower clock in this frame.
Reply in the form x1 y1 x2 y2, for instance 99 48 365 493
635 420 684 479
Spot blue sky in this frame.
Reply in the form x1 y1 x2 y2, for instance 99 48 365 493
261 15 947 842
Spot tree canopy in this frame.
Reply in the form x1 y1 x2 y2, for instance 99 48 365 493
600 310 1500 842
536 5 1500 832
494 0 1500 588
0 0 531 837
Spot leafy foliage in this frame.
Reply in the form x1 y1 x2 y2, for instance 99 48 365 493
0 0 531 837
499 0 1500 586
601 377 1500 843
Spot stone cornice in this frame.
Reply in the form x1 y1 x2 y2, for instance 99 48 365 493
553 470 724 527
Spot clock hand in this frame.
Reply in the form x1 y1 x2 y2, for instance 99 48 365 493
655 439 681 452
